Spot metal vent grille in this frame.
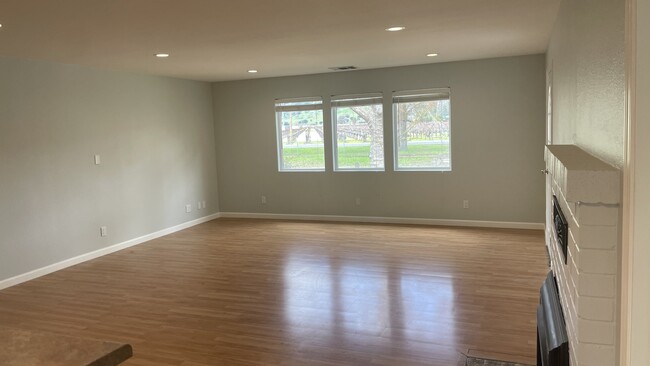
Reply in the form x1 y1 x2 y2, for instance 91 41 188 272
328 66 358 71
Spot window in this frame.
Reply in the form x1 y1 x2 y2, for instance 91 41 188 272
393 88 451 171
275 97 325 171
331 93 384 171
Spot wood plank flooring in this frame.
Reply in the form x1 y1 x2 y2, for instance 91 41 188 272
0 219 549 365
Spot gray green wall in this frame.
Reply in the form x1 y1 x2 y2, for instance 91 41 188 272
0 53 547 284
212 55 546 223
546 0 626 168
0 56 219 281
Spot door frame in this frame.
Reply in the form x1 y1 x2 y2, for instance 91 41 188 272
620 0 649 364
544 64 554 250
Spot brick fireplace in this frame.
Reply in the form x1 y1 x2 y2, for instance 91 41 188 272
544 145 621 366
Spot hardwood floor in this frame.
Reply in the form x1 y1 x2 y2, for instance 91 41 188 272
0 219 549 365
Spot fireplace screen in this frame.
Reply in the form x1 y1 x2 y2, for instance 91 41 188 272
537 272 569 366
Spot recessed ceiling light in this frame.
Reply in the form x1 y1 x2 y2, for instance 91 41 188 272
386 26 406 32
155 53 170 58
248 69 258 74
427 53 439 57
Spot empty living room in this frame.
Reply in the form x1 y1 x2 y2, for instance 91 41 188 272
1 1 649 365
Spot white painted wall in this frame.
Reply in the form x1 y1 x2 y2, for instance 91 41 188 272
547 0 626 168
547 0 629 363
0 56 219 282
212 55 547 224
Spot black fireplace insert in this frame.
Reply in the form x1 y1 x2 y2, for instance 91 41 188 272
552 196 568 264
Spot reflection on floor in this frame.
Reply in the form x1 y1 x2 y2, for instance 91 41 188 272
284 251 456 351
0 219 548 365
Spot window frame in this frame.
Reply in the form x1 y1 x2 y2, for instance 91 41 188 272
275 96 326 172
331 93 385 172
392 88 452 172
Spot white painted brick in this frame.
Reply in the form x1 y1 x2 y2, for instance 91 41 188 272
569 248 578 267
561 276 571 302
552 179 560 195
577 273 616 298
546 145 621 366
568 273 578 307
577 204 619 226
568 237 578 264
569 260 579 297
576 249 617 274
566 311 578 347
550 257 557 274
566 305 578 339
549 249 555 265
577 318 616 345
568 202 578 223
569 332 580 366
564 283 577 318
553 248 560 266
555 266 565 285
571 349 579 366
562 290 578 331
568 238 579 269
577 225 618 250
554 160 563 186
569 227 578 250
578 297 615 321
547 154 555 174
578 344 615 366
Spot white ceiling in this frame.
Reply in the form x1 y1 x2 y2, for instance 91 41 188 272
0 0 560 82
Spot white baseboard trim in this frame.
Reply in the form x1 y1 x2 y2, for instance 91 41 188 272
218 212 544 230
0 213 221 291
0 212 541 291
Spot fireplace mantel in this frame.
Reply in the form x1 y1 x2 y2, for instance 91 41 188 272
546 145 620 205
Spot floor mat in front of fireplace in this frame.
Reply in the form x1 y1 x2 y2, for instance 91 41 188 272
465 356 533 366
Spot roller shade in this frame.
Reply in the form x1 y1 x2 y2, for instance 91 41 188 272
393 88 450 104
275 97 323 112
331 93 383 108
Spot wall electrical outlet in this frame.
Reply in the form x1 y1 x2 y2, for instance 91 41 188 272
463 200 470 209
186 204 192 213
261 195 267 204
355 197 361 206
94 154 101 165
100 226 107 237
